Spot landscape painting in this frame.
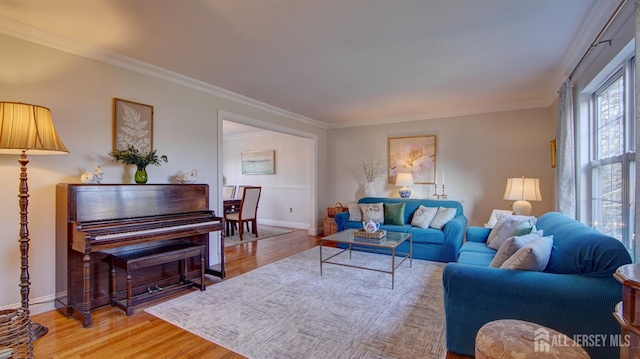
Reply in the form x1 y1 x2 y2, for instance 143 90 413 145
241 150 275 175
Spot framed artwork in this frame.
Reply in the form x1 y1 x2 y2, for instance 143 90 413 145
388 135 436 184
550 138 557 168
242 150 275 174
113 98 154 152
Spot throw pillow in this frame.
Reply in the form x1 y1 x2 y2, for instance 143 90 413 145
384 202 406 225
429 207 457 230
359 202 384 223
489 231 543 268
487 219 536 250
500 235 554 271
410 205 438 229
486 214 537 247
348 203 362 222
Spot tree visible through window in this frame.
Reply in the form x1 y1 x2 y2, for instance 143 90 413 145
591 66 635 254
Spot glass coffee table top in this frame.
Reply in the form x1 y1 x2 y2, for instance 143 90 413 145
321 228 410 248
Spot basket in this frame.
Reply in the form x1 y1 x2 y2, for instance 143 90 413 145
323 218 338 235
0 308 33 359
353 229 387 239
327 203 348 218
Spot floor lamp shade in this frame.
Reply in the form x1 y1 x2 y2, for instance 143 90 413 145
0 102 69 341
503 177 542 216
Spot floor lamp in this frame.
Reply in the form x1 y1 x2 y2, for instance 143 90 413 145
0 102 69 340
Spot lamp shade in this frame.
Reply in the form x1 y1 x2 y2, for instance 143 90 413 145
395 173 414 187
503 177 542 201
0 102 68 155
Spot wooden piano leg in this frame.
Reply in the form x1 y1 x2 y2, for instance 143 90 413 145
82 253 92 328
126 272 133 316
110 262 116 306
199 248 206 290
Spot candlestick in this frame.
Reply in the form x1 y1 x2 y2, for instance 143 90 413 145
442 171 445 186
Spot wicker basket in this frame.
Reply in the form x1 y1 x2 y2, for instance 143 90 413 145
323 218 338 235
0 308 33 359
353 229 387 239
327 203 348 218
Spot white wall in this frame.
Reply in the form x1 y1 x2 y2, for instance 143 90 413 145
223 131 312 228
328 108 556 226
0 33 328 313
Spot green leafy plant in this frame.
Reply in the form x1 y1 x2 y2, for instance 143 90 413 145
108 145 168 169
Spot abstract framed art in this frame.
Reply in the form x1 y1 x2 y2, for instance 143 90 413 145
241 150 276 175
113 98 154 152
388 135 436 184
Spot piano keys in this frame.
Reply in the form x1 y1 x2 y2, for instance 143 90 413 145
55 184 225 327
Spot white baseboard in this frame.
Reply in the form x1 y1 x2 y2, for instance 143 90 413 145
0 293 56 316
257 219 321 236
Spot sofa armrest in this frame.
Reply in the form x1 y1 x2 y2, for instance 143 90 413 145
334 212 350 231
440 215 467 262
442 263 623 358
465 226 490 243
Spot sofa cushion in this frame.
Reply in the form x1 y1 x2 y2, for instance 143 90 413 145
348 203 362 222
384 202 406 225
359 202 384 223
410 205 438 229
429 207 457 230
456 251 495 267
459 241 497 255
379 224 411 233
486 214 536 248
489 232 542 268
408 227 445 244
500 235 554 271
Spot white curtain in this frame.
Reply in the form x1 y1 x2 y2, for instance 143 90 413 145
555 79 576 218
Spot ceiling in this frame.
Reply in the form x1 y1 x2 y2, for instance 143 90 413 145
0 0 621 128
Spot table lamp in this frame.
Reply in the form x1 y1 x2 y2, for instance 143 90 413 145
0 102 69 339
395 173 414 198
503 177 542 216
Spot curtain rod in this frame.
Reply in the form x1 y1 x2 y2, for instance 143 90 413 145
568 0 628 80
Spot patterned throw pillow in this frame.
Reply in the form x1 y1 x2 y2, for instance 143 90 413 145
384 202 406 225
429 207 457 230
359 202 384 223
489 231 543 268
348 203 362 222
486 215 537 247
500 235 554 271
488 219 536 250
410 205 438 229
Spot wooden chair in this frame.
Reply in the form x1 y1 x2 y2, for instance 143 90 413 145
235 185 250 199
224 186 261 241
223 185 236 199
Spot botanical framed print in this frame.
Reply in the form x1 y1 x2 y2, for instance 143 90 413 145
388 135 436 184
241 150 275 174
113 98 153 152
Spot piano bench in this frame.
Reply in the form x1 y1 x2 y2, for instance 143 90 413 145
108 241 206 316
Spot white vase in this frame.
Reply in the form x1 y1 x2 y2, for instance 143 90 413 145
364 181 376 197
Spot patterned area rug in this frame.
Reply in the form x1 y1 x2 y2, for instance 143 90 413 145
146 247 446 359
224 225 293 247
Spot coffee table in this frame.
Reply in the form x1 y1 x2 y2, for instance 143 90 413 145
319 229 412 289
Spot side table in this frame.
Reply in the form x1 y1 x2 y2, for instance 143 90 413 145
614 263 640 359
475 319 590 358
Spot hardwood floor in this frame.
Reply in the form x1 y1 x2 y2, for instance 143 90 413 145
32 228 472 358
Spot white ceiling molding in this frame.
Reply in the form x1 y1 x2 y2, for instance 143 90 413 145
0 15 328 131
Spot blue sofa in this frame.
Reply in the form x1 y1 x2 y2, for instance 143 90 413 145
442 211 632 359
334 197 467 262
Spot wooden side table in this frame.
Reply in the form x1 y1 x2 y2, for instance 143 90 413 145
475 319 590 359
614 263 640 359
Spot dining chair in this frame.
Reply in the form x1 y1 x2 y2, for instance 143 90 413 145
235 185 250 199
223 185 236 199
224 186 261 241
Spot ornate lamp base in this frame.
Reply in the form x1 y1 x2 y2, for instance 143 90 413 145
399 187 411 198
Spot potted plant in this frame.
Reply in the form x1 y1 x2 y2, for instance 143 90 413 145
108 145 168 184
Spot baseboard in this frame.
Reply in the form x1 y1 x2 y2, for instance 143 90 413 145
0 293 56 316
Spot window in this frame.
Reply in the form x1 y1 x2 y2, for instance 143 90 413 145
590 58 635 255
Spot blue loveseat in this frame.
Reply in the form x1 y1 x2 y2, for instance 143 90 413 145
442 211 632 359
334 197 467 262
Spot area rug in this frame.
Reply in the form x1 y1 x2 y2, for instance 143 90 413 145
224 225 293 247
145 246 446 359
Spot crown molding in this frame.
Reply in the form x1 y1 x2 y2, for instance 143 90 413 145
0 16 328 130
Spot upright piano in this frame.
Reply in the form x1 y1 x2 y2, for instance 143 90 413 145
55 184 224 327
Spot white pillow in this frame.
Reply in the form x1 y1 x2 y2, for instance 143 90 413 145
359 202 384 223
411 205 438 229
348 203 362 222
489 231 543 268
500 235 554 271
486 214 537 247
429 207 457 230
